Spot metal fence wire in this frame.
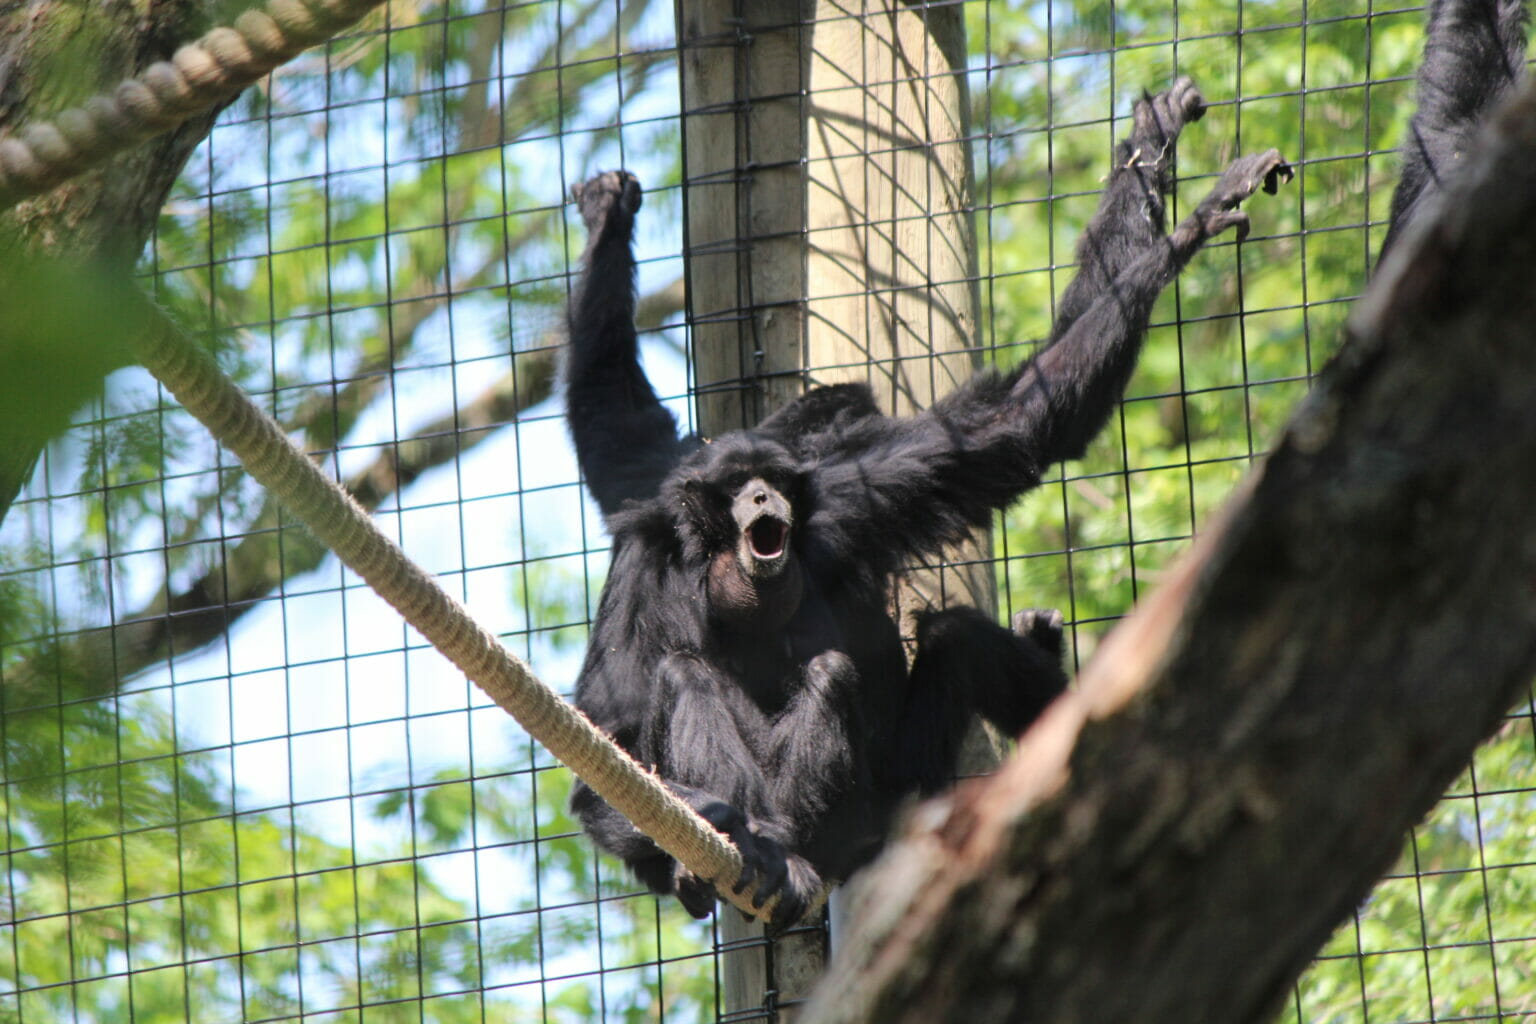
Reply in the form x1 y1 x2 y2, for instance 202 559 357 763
1 0 1533 1021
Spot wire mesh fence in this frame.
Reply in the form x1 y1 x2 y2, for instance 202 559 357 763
0 0 1533 1021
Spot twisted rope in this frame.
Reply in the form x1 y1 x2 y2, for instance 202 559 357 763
0 0 385 208
8 0 818 927
128 302 788 924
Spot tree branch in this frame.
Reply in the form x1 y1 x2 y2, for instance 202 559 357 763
2 278 684 705
805 79 1536 1024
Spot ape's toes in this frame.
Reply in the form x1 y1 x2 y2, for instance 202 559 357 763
571 169 644 232
1011 607 1065 659
673 867 718 919
1163 75 1207 125
763 855 821 937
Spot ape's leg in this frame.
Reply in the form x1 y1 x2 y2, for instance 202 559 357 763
1381 0 1528 256
764 650 865 843
645 654 823 928
892 606 1068 794
567 171 692 516
1049 77 1206 341
647 653 774 819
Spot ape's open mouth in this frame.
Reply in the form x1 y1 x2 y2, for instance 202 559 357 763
748 516 790 560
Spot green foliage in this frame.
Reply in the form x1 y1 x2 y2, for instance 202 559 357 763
0 689 713 1022
971 0 1420 662
1287 720 1536 1023
4 0 1534 1021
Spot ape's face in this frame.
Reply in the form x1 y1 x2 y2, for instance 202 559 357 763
680 437 805 631
728 475 793 582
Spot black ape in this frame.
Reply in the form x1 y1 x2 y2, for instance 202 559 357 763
1382 0 1528 256
564 79 1290 930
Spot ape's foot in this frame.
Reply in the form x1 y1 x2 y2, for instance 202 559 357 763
1183 148 1293 244
739 848 821 938
1123 76 1206 176
571 170 642 236
673 867 717 919
1135 75 1206 146
1011 607 1065 661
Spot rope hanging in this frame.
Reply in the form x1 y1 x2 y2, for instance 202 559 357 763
0 0 387 209
128 301 787 924
6 0 814 926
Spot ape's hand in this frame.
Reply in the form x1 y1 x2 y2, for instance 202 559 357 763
1181 149 1294 245
571 170 642 238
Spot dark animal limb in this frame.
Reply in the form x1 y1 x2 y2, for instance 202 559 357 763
566 172 695 516
1024 147 1292 466
649 653 823 927
896 606 1068 793
802 146 1291 585
1050 77 1205 340
569 775 792 920
765 651 864 837
1382 0 1528 256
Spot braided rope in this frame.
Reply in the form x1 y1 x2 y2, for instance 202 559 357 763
8 0 822 927
128 302 794 924
0 0 385 208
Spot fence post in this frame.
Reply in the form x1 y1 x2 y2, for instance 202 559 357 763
677 0 986 1017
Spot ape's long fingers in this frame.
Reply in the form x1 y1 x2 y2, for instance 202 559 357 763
571 169 643 236
1127 75 1206 171
1204 149 1293 210
1176 148 1293 248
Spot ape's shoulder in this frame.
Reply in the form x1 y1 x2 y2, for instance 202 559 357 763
757 383 880 436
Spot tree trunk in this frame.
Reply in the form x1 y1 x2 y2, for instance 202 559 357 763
0 0 228 520
803 78 1536 1024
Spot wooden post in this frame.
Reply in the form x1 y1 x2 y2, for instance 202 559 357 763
676 1 984 1017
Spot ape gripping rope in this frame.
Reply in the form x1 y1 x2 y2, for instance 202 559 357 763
130 305 802 925
4 0 813 926
0 0 388 208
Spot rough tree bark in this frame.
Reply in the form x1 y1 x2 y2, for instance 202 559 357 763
802 79 1536 1024
0 0 240 518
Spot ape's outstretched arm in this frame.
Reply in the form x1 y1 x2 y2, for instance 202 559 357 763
566 172 694 518
1024 148 1290 465
1382 0 1528 256
1049 77 1205 341
805 85 1289 579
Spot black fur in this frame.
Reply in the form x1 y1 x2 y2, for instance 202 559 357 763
564 79 1289 930
1382 0 1529 256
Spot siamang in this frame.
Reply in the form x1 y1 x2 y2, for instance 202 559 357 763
564 78 1290 930
1381 0 1528 257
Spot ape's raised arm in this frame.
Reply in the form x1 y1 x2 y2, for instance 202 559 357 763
1048 78 1203 342
805 91 1289 578
1024 148 1289 465
1382 0 1527 257
566 172 695 518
